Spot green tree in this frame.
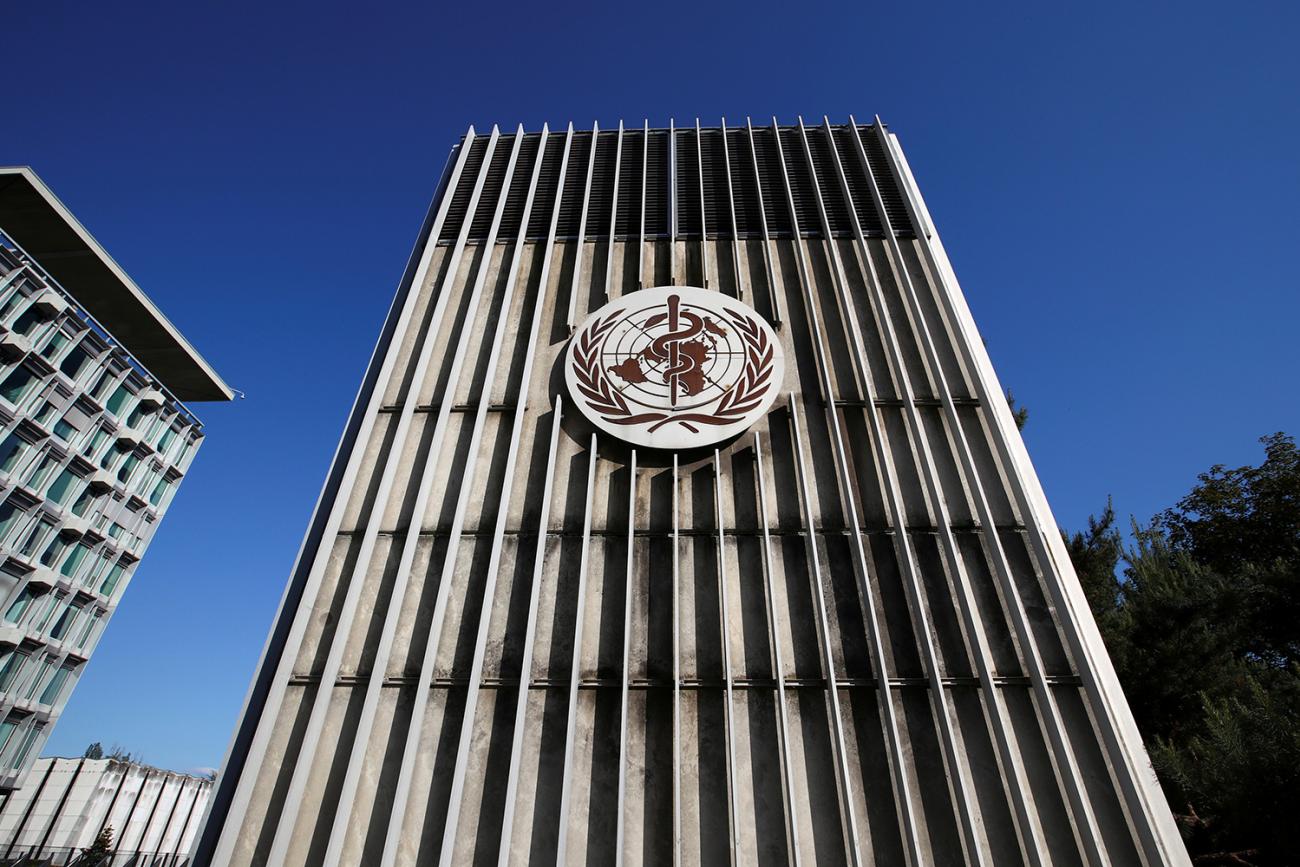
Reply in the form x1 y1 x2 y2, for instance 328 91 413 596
1067 434 1300 866
82 742 103 760
82 825 113 864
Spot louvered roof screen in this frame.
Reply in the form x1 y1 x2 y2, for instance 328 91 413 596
435 121 917 242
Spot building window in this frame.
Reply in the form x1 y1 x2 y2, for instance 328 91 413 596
116 452 140 485
74 610 99 648
0 498 23 545
33 593 63 632
58 342 93 382
70 488 98 519
17 519 54 559
0 721 17 757
52 414 78 442
4 586 39 623
126 403 151 429
0 651 27 692
104 384 132 417
59 543 91 579
11 305 43 336
9 723 42 769
99 562 125 597
49 601 82 640
38 330 69 361
149 477 171 507
81 425 109 460
39 665 71 705
25 451 61 492
47 467 79 505
157 426 177 455
39 533 69 568
0 366 38 406
0 434 27 475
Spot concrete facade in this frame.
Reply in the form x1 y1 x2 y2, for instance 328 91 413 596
0 168 229 793
0 756 211 864
198 119 1189 866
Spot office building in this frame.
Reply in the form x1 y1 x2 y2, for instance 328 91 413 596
0 168 231 792
198 119 1187 866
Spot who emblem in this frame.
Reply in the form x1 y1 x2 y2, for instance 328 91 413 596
565 286 784 449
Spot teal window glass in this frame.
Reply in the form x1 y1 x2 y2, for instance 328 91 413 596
126 404 148 428
82 427 108 459
0 651 24 691
18 521 51 557
11 306 41 335
38 330 68 360
52 417 76 441
59 345 91 381
10 724 40 767
40 534 68 567
149 477 169 506
74 612 97 647
0 721 16 755
47 468 77 505
49 602 80 639
0 367 37 405
25 452 58 490
70 488 96 518
99 563 124 597
0 434 24 474
116 453 139 484
32 402 57 426
157 427 176 454
4 587 36 623
104 384 131 416
0 499 21 543
59 543 89 579
39 666 70 704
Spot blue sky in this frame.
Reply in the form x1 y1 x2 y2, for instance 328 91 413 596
4 1 1297 772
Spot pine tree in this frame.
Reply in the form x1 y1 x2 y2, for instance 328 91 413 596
82 825 113 864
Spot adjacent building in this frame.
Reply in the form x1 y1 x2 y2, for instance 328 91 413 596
0 168 231 791
197 119 1188 865
0 755 212 864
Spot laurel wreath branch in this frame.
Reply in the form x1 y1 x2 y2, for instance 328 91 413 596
571 307 775 434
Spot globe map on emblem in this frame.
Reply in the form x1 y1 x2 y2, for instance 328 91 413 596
565 285 785 449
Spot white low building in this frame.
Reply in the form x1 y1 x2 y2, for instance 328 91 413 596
0 756 210 864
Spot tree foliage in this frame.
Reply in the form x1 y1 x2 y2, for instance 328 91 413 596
82 742 103 760
1068 434 1300 865
82 825 113 863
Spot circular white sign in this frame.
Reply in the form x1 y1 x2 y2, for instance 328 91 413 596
565 286 784 450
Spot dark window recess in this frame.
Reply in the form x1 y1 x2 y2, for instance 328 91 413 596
750 128 793 236
643 132 670 237
436 124 913 242
438 136 490 241
554 132 593 237
584 132 619 237
858 126 914 236
674 129 701 237
700 131 728 237
726 129 765 237
467 137 515 238
525 134 569 239
614 131 644 237
831 127 885 236
777 129 820 233
497 134 542 239
804 127 854 235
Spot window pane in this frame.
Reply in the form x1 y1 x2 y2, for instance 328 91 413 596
4 588 34 622
12 306 41 335
58 345 91 381
0 434 25 473
0 367 36 405
47 468 77 505
100 563 124 597
59 544 89 579
39 666 70 704
105 384 130 416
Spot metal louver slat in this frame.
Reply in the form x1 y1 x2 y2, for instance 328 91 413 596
725 128 763 237
556 132 593 237
674 128 701 238
525 135 567 239
585 131 619 237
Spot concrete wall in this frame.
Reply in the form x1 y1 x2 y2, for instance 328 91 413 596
0 756 210 863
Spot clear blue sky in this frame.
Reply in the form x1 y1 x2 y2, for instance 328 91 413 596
4 1 1296 773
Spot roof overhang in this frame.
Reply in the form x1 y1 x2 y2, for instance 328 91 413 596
0 167 232 401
